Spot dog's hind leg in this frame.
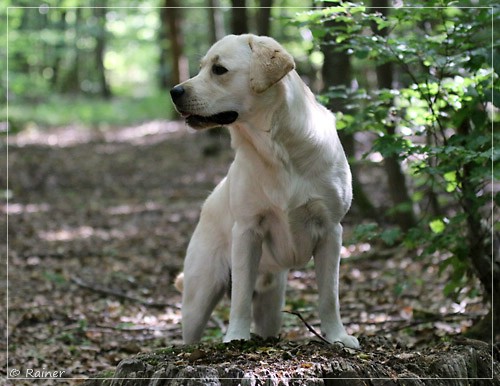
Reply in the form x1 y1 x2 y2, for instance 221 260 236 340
314 223 359 349
252 271 287 338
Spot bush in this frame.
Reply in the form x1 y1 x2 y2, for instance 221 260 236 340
293 1 498 312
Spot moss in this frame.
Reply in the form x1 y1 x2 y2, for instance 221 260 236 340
99 370 115 378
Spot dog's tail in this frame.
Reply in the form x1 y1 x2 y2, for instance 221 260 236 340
174 272 184 292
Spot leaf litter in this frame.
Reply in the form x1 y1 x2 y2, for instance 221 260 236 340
1 121 487 383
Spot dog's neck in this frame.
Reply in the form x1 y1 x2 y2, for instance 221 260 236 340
229 71 331 174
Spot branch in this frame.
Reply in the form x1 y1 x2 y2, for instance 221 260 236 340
71 275 179 309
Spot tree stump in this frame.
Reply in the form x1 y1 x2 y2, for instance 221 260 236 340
83 337 499 385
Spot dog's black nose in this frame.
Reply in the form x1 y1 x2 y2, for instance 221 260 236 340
170 85 185 102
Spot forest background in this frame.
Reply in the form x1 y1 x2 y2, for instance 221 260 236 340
2 0 499 381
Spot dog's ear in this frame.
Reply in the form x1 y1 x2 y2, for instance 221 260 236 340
249 36 295 94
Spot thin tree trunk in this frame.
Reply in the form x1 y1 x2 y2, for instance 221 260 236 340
94 5 111 99
50 10 66 88
456 119 500 342
60 8 82 93
158 12 169 90
162 0 189 86
257 0 273 36
230 0 248 35
371 0 416 230
208 0 225 44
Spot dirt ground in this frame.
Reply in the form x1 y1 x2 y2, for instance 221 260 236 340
1 121 487 384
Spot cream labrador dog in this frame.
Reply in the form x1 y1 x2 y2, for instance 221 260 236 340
170 34 359 349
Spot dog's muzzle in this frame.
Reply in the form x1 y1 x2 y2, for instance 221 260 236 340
169 85 239 129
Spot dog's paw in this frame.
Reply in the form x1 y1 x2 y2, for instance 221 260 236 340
327 332 360 349
223 331 250 343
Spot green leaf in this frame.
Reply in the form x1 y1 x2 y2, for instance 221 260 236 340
335 112 355 130
443 171 459 192
429 219 446 234
426 33 447 44
380 227 402 246
352 223 379 242
354 49 369 59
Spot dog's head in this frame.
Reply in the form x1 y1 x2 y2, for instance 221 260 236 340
170 34 295 130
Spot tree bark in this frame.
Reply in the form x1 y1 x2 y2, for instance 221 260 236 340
230 0 248 35
82 338 499 385
50 9 66 88
93 5 112 99
257 0 273 36
208 0 225 44
162 0 189 87
371 0 416 231
60 8 82 93
455 119 500 343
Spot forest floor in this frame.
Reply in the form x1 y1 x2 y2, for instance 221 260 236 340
1 121 489 384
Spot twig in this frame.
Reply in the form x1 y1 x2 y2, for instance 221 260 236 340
385 312 485 333
283 310 331 345
93 323 180 332
70 275 179 309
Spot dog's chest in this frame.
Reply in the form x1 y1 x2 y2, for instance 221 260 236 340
228 125 344 271
259 196 328 271
255 167 330 270
228 152 327 270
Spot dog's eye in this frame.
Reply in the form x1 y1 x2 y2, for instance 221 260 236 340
212 64 228 75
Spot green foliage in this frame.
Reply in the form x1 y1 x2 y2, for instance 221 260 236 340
4 1 314 130
352 222 402 247
5 2 162 100
294 1 498 299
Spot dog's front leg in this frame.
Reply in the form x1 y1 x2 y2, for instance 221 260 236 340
224 221 263 342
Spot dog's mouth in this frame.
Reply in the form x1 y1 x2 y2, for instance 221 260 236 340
181 111 239 129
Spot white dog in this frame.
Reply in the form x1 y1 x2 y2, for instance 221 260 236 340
170 34 359 349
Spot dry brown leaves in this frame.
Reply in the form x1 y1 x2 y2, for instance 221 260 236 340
2 122 486 384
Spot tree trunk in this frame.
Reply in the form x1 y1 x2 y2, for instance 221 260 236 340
60 8 82 94
321 2 379 221
82 337 499 385
257 0 273 36
162 0 189 87
208 0 225 44
456 120 500 343
371 0 416 231
230 0 248 35
158 9 168 90
94 5 112 99
50 9 66 88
